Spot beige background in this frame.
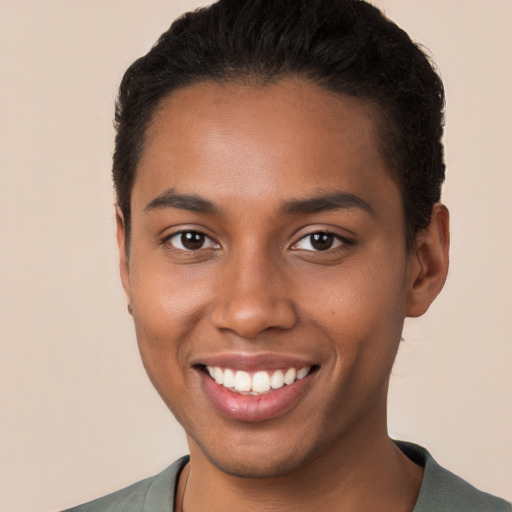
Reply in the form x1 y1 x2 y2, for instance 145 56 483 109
0 1 510 510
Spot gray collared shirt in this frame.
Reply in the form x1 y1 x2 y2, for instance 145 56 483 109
62 442 511 512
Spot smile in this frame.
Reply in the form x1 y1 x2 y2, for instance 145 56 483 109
206 366 312 395
196 355 318 422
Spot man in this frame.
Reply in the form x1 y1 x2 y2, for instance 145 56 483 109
65 0 510 510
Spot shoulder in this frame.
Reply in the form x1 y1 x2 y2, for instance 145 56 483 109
61 456 189 512
396 441 511 512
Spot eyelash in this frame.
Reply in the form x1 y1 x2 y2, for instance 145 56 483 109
291 231 353 252
163 229 352 253
164 230 220 251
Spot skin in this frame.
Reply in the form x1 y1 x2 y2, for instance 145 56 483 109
117 78 449 511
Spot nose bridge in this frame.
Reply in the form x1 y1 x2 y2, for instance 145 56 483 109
210 242 297 338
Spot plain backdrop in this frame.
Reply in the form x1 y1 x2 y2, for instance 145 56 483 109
0 1 511 510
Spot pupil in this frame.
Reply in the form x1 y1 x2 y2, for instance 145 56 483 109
181 232 205 250
311 233 333 251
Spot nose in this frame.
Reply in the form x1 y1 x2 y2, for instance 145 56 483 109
210 250 298 339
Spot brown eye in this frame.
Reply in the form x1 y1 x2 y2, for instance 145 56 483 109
310 233 334 251
181 231 205 250
293 231 345 252
167 231 219 251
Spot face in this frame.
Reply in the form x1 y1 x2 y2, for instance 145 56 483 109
119 78 425 477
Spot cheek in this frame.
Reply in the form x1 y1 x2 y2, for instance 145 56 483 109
128 256 213 380
304 258 406 326
129 271 206 421
130 250 213 325
299 252 408 371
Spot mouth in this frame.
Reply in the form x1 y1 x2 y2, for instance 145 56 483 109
194 358 319 422
203 365 313 395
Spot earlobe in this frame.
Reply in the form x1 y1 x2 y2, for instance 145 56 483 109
116 207 131 300
406 203 450 318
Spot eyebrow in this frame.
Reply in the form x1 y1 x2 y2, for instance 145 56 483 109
282 192 375 216
144 188 218 214
144 188 374 217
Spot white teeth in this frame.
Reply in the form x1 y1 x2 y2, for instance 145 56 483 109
234 371 252 392
206 365 311 394
284 368 296 385
270 370 284 389
252 371 271 393
297 367 309 380
214 367 223 385
223 368 235 388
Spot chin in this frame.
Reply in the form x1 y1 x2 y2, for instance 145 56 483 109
189 430 322 479
205 451 309 479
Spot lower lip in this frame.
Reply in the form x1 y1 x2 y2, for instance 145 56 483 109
199 370 313 422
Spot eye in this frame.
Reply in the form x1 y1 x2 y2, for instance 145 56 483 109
293 232 345 252
166 231 219 251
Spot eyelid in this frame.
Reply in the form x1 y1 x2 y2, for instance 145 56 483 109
160 225 353 253
163 229 220 251
290 229 353 252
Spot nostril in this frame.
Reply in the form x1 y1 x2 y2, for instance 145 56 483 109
210 294 298 338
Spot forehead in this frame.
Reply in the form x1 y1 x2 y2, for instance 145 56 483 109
133 78 400 217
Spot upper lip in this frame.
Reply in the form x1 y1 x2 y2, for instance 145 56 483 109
190 352 317 371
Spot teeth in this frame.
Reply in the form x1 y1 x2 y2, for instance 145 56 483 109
284 368 296 385
297 367 309 380
252 371 271 393
223 368 235 388
270 370 284 389
234 371 252 392
214 367 223 385
206 366 311 395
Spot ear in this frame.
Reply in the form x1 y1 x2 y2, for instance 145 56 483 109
406 203 450 318
116 207 131 301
